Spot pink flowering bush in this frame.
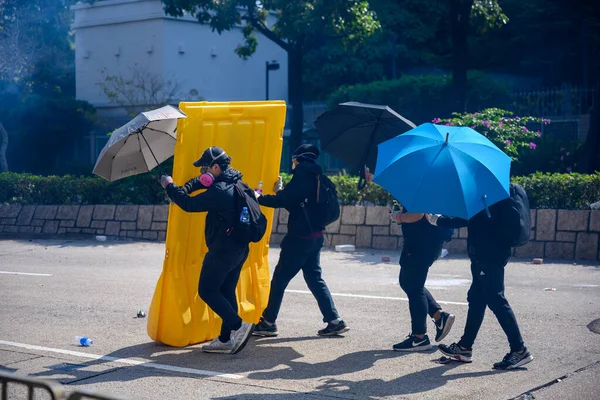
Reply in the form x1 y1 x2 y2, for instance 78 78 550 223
434 108 549 161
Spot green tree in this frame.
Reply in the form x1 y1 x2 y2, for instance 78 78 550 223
302 0 448 99
0 0 96 174
447 0 507 112
301 0 508 107
468 0 600 172
9 61 96 174
469 0 600 87
160 0 380 152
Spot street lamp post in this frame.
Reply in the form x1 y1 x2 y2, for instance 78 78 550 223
266 60 280 100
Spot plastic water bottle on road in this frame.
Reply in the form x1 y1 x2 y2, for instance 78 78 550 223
75 336 93 346
240 207 250 225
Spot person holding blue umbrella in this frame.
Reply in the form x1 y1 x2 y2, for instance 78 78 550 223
365 168 456 352
426 203 532 370
373 123 533 370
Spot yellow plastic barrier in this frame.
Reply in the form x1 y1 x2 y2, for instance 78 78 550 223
147 101 286 347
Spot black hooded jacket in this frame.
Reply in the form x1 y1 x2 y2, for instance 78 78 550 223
258 162 324 237
433 200 512 264
165 168 244 251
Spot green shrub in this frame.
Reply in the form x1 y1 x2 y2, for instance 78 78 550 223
282 172 600 209
0 172 168 205
435 108 547 162
512 172 600 210
1 171 598 210
327 72 511 125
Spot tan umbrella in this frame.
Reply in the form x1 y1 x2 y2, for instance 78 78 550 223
93 105 187 181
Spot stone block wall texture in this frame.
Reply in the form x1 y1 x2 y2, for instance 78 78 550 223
0 205 168 242
1 205 599 261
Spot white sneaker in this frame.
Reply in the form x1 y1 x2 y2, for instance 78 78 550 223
230 322 254 354
202 337 234 354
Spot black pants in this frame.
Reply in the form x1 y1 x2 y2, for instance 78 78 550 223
263 235 339 323
458 259 525 352
198 245 249 342
399 247 443 335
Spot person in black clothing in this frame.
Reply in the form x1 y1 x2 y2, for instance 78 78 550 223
160 146 254 355
365 169 455 352
427 203 533 369
252 144 349 337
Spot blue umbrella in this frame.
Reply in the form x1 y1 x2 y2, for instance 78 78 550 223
373 123 511 219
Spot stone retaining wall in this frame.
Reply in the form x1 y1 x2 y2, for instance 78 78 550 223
1 204 599 261
0 204 168 241
269 207 600 261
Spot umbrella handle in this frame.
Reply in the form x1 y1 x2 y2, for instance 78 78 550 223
483 194 492 218
357 165 368 191
357 175 367 191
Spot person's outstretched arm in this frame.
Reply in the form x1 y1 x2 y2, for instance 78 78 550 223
182 176 207 194
160 175 218 213
426 214 468 229
258 175 304 209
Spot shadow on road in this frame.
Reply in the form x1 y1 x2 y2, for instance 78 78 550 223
26 337 522 399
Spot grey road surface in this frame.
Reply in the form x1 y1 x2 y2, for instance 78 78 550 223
0 239 599 400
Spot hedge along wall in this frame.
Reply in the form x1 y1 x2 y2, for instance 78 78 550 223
1 172 599 210
1 204 599 261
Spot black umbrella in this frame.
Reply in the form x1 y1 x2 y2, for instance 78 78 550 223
314 102 416 188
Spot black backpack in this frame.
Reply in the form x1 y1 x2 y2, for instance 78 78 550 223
498 183 531 247
230 180 267 244
303 174 341 229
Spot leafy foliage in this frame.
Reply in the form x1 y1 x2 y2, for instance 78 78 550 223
434 108 547 161
161 0 381 152
512 172 600 210
160 0 380 61
328 72 511 125
0 172 168 205
1 171 598 210
434 109 592 175
0 0 96 174
471 0 509 32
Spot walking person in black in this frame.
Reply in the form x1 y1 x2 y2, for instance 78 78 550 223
160 146 254 354
252 144 349 337
427 203 534 369
365 169 455 352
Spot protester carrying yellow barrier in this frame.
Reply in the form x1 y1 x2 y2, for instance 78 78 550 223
160 146 257 354
253 144 349 337
147 101 286 349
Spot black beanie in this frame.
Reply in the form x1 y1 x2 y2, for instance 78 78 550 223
293 144 319 162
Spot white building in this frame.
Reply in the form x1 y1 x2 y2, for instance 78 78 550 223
71 0 289 160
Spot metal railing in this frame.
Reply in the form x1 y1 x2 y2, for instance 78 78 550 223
507 85 596 118
0 370 126 400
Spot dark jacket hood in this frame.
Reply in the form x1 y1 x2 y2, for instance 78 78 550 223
293 162 322 176
218 167 243 184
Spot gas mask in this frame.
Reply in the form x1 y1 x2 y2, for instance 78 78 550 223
200 166 215 187
196 147 228 187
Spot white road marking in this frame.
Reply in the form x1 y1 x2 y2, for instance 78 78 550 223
0 340 243 380
285 289 469 306
0 271 52 277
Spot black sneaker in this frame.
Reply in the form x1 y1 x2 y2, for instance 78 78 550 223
434 312 455 342
393 334 432 352
438 342 473 363
493 347 533 370
252 317 278 337
318 320 349 336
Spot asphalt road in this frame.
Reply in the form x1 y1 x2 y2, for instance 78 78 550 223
0 239 599 400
